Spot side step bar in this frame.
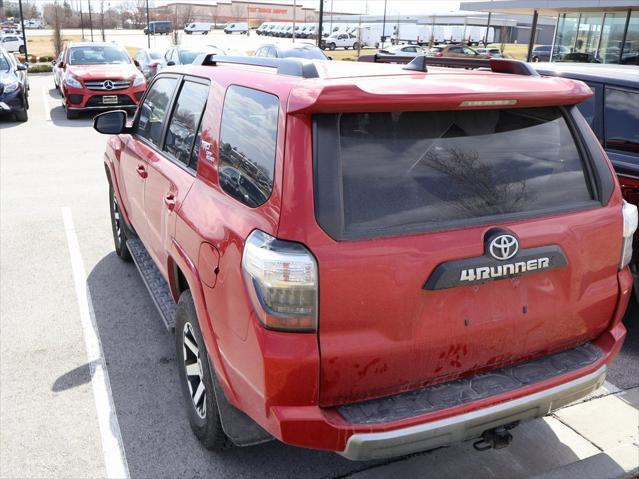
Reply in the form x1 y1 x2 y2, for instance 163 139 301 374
127 238 176 332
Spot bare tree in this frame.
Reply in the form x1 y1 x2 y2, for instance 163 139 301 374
52 3 63 56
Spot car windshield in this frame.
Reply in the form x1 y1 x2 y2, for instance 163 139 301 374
68 46 131 65
281 47 327 60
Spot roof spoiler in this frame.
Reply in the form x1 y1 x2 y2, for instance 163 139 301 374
358 54 539 77
193 53 320 79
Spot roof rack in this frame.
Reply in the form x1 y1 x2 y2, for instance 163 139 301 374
358 54 539 77
194 54 320 79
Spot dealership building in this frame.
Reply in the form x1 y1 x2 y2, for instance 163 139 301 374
461 1 638 63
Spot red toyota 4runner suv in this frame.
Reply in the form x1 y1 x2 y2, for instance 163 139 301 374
94 55 637 459
59 42 146 119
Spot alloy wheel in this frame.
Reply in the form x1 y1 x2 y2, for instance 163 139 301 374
111 193 123 248
182 322 207 419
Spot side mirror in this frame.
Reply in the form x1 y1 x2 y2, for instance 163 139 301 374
16 63 26 71
93 110 129 135
166 60 176 66
57 61 64 69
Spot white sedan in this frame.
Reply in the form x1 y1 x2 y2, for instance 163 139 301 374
0 35 25 54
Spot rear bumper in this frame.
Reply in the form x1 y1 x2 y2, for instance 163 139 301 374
219 270 631 458
257 318 627 458
341 364 607 460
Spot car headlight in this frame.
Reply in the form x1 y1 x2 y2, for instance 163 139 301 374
64 75 82 88
132 73 145 87
2 80 19 93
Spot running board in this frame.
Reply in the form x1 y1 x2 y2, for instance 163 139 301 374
127 238 176 332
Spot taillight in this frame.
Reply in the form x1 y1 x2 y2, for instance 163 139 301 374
242 230 318 332
621 200 638 269
149 62 159 68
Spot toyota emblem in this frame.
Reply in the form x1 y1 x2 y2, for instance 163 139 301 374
488 234 519 261
103 80 114 90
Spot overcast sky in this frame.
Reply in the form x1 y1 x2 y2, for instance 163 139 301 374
151 0 486 15
303 1 471 14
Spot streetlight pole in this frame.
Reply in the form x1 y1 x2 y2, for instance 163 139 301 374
292 0 296 42
317 0 324 48
381 0 387 48
100 0 105 42
145 0 150 48
18 0 27 59
80 0 85 40
88 0 94 41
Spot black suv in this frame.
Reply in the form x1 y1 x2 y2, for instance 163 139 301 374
534 62 639 296
0 47 28 122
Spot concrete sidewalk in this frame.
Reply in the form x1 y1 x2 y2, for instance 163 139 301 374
347 387 639 479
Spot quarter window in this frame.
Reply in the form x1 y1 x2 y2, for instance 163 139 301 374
163 80 209 167
219 86 279 207
135 77 178 147
604 88 639 155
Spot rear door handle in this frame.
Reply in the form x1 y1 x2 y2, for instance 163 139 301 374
136 165 148 179
164 193 176 211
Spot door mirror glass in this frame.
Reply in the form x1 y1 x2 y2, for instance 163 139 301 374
16 63 26 71
93 110 128 135
166 60 176 66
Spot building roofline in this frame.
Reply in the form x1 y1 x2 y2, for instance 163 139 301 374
460 1 636 16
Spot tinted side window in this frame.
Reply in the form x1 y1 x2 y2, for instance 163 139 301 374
219 86 279 207
604 87 639 155
136 77 178 147
164 80 209 167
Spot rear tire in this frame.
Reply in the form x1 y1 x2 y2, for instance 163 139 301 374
176 290 231 451
328 43 336 51
109 185 132 262
353 42 360 50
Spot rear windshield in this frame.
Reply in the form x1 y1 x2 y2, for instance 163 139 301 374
313 107 595 240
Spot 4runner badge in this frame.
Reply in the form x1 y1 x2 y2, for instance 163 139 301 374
423 229 568 290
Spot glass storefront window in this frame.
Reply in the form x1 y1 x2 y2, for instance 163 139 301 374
598 12 628 63
575 13 603 60
622 10 638 65
555 12 580 55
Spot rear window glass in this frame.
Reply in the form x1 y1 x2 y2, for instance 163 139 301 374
604 87 639 156
313 107 595 240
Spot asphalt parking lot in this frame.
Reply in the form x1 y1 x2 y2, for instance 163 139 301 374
0 73 637 479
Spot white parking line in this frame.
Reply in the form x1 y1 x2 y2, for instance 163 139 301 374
62 207 130 479
41 87 52 123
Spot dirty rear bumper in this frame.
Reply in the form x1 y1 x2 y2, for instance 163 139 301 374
340 364 607 460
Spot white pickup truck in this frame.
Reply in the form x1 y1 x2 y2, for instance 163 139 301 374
322 32 361 50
